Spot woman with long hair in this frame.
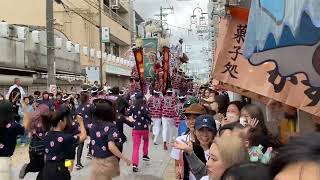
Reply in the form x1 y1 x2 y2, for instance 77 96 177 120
239 104 282 152
221 101 244 126
41 109 87 180
174 134 249 180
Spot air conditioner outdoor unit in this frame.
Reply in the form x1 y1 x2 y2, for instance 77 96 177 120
111 0 120 9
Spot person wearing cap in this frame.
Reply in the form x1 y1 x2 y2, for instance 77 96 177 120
174 114 217 180
161 88 178 150
127 92 152 172
147 90 163 145
170 103 206 180
0 100 31 180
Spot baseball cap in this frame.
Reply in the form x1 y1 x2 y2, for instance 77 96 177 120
183 103 206 115
195 114 217 134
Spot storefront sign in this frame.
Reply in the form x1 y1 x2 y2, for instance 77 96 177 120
101 27 110 43
106 64 131 76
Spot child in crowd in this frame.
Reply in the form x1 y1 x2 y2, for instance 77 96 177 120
128 92 152 172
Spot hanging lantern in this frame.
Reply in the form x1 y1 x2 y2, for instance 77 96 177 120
96 51 102 59
75 44 80 54
55 37 63 49
17 26 27 41
32 30 40 44
102 52 107 60
66 41 72 52
83 47 88 56
107 54 112 62
90 49 95 58
0 21 9 38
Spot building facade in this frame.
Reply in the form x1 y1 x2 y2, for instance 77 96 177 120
0 0 144 90
0 23 83 95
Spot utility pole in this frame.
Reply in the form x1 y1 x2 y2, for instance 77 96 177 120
160 6 163 37
47 0 56 88
155 6 173 37
99 0 103 87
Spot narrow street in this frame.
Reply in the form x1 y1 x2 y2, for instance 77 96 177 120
11 126 176 180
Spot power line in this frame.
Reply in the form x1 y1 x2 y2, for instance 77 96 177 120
60 0 99 28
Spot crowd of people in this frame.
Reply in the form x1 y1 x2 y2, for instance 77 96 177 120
0 78 320 180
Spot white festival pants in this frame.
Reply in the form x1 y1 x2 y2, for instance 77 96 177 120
162 117 176 143
152 118 162 143
0 157 11 180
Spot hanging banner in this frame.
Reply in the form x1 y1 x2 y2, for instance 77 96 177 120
133 47 145 93
143 38 158 79
163 46 170 93
213 6 320 116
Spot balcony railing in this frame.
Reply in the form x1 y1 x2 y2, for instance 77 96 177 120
103 4 130 30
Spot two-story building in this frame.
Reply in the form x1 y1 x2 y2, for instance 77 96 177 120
0 0 144 91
